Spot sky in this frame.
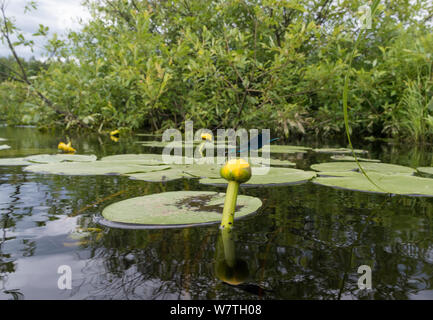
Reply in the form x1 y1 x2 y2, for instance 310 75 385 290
0 0 91 59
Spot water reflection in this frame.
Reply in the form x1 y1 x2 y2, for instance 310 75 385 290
215 228 247 286
1 126 433 299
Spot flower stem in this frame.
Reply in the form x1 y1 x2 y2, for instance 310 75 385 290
220 180 239 229
221 228 236 267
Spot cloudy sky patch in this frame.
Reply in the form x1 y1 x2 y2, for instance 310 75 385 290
0 0 91 59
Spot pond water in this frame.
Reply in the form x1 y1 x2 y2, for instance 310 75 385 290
1 125 433 300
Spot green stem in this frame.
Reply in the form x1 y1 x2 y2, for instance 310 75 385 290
221 228 236 267
220 181 239 229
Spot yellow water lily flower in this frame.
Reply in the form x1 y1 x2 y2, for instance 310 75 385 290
201 132 213 141
110 135 119 142
110 129 120 137
58 142 76 153
219 158 252 230
220 158 251 183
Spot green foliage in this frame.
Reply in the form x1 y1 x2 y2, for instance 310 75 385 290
0 0 433 142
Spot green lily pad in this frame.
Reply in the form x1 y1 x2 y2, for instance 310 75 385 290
0 157 33 166
139 141 202 147
310 162 415 175
24 161 170 176
26 154 97 163
100 153 167 165
127 168 185 182
0 145 11 150
127 163 232 182
249 157 296 167
264 145 311 154
313 172 433 196
315 171 363 177
199 167 316 187
179 164 222 178
330 155 380 162
313 148 368 154
417 167 433 176
101 191 262 227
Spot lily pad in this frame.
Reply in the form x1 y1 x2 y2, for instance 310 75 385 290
330 155 380 162
100 153 167 165
310 162 415 175
0 157 33 166
127 168 185 182
199 167 316 187
26 154 97 163
417 167 433 176
101 191 262 227
313 148 368 154
265 145 311 154
24 161 170 176
180 164 222 178
313 172 433 196
139 141 202 147
249 157 296 167
315 171 363 177
0 145 11 150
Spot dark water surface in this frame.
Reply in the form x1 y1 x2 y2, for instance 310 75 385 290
1 126 433 300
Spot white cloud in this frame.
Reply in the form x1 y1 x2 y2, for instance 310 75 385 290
0 0 91 59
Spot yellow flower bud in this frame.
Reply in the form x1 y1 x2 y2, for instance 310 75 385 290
220 158 251 184
201 132 213 141
58 142 76 153
110 129 120 137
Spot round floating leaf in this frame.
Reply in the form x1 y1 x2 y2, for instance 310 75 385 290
316 171 363 177
139 140 202 147
0 145 11 150
0 157 33 166
313 148 368 154
310 162 415 175
101 191 262 227
179 163 222 178
24 161 170 176
100 153 168 165
417 167 433 176
313 172 433 196
199 167 316 187
266 145 311 154
26 154 97 163
330 155 380 162
127 168 185 182
249 157 296 167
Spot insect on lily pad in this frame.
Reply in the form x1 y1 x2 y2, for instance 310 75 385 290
99 191 263 228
